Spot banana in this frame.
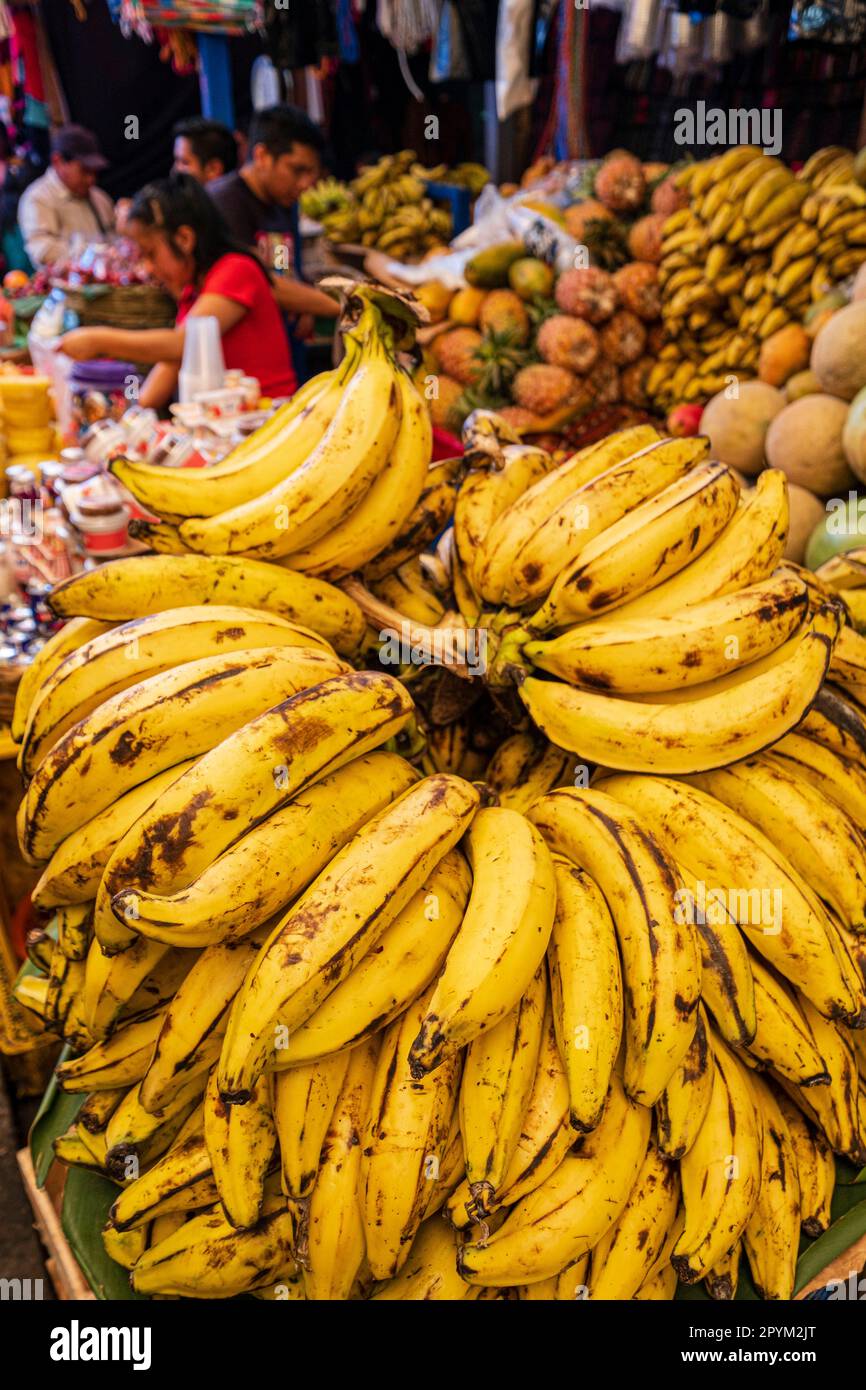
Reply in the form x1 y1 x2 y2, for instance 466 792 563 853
503 435 712 609
362 457 460 580
111 1132 216 1230
273 849 471 1068
704 1243 740 1301
422 1107 463 1220
485 736 576 813
674 862 757 1047
102 1221 147 1271
372 561 446 626
457 1072 651 1286
742 1076 801 1301
204 1068 276 1229
774 1090 835 1237
460 966 547 1215
83 935 174 1039
140 929 270 1114
656 1006 714 1159
45 947 86 1031
53 1128 105 1170
21 644 345 868
522 572 808 694
408 807 555 1077
110 358 349 520
79 1087 126 1134
785 996 861 1159
55 1010 165 1092
180 316 401 557
283 367 432 579
11 616 112 743
105 1072 205 1180
800 685 866 762
528 789 699 1106
768 733 866 826
361 985 461 1279
587 1141 681 1300
273 1051 350 1199
20 606 332 778
454 446 552 592
829 623 866 703
743 954 830 1086
56 903 92 961
102 668 406 952
219 774 480 1102
688 757 866 931
598 774 860 1025
48 553 365 658
474 425 660 604
525 461 739 636
303 1038 379 1300
607 468 788 622
671 1034 761 1283
547 855 622 1133
634 1265 677 1299
30 760 199 909
446 996 571 1228
520 604 838 773
131 1195 296 1298
371 1217 472 1301
111 752 418 950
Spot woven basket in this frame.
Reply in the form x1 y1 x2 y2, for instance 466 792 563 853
60 283 176 331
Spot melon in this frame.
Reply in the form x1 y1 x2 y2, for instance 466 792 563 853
699 381 785 477
785 369 821 402
843 385 866 483
805 497 866 571
784 483 827 563
852 263 866 303
811 301 866 400
764 394 855 496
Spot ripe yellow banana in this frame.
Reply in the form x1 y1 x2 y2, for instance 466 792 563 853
671 1033 761 1283
599 774 860 1025
273 1051 350 1199
304 1038 379 1300
523 572 808 694
504 435 712 608
180 316 401 557
55 902 92 961
704 1242 741 1300
408 807 556 1077
528 788 700 1106
460 966 546 1215
656 1006 714 1159
767 733 866 827
104 1072 205 1180
742 1075 801 1300
608 468 788 622
83 934 174 1039
55 1010 165 1092
111 752 418 950
204 1068 276 1229
674 862 757 1047
11 616 112 743
587 1140 681 1299
131 1195 296 1298
218 774 480 1101
520 603 838 773
102 668 406 952
361 985 461 1279
454 445 552 592
526 461 740 633
273 849 471 1068
484 736 576 813
371 1216 472 1300
775 1089 835 1237
79 1088 126 1135
457 1072 651 1286
48 552 366 658
362 457 460 581
283 366 432 579
110 354 352 520
21 644 344 868
547 855 622 1133
786 996 861 1159
743 953 830 1085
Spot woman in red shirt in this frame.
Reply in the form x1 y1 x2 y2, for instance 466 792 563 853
58 173 297 405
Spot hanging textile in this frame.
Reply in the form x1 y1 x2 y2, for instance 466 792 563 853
260 0 338 71
496 0 537 119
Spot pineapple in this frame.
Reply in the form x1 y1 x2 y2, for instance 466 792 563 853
434 328 484 386
512 363 586 415
478 290 531 345
594 152 646 213
427 374 467 431
555 268 618 324
598 311 647 366
613 262 661 321
626 214 666 264
537 315 599 373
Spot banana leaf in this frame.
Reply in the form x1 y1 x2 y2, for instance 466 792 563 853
794 1184 866 1295
61 1166 145 1301
28 1045 84 1187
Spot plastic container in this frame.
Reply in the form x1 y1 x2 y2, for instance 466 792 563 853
70 360 140 431
81 419 128 465
179 316 225 403
69 504 129 555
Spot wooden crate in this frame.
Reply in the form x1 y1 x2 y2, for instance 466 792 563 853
16 1148 94 1301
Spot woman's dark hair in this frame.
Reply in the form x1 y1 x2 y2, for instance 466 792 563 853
127 172 263 282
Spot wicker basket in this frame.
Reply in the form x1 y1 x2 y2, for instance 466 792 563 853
57 282 176 330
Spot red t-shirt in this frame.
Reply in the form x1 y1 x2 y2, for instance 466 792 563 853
177 253 297 397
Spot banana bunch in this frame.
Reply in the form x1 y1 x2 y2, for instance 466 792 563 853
649 144 866 411
299 176 352 222
317 151 454 256
112 296 432 578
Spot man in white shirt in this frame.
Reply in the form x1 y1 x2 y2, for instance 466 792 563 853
18 125 115 270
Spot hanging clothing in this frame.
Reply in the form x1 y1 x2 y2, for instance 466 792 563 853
260 0 339 71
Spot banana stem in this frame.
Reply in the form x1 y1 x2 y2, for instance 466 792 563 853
340 578 483 681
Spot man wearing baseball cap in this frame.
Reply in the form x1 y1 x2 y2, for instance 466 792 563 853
18 124 115 269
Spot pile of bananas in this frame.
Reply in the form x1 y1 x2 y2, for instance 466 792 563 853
646 144 866 411
299 176 353 222
12 401 866 1300
114 291 435 580
315 151 453 256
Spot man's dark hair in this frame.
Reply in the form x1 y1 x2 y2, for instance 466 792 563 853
247 105 325 160
173 116 238 175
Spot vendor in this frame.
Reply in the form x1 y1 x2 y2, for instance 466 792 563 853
18 125 115 270
56 173 298 408
173 117 238 186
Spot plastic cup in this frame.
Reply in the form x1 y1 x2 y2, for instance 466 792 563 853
179 316 225 403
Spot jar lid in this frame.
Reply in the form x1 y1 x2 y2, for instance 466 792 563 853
69 359 138 388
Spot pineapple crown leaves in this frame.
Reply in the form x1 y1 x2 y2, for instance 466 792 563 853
471 327 534 397
527 296 559 330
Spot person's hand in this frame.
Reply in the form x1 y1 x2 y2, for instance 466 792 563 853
294 313 315 341
115 198 133 235
56 327 105 360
